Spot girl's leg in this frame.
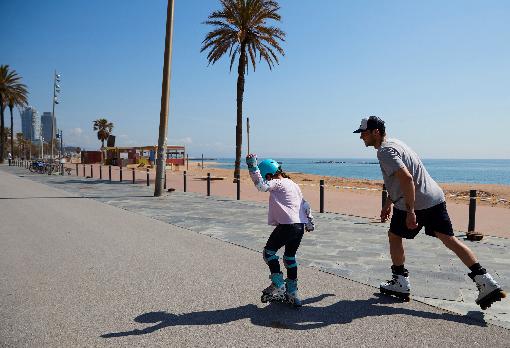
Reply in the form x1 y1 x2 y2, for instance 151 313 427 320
264 225 286 276
283 224 305 280
282 224 305 306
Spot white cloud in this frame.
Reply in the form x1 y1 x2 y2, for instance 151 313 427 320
176 137 192 144
69 127 83 136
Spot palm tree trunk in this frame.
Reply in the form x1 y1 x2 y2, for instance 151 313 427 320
154 0 174 197
234 43 247 181
9 105 14 159
0 101 5 163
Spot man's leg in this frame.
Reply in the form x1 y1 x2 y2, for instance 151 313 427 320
434 232 477 267
380 230 411 300
388 230 405 266
434 231 506 309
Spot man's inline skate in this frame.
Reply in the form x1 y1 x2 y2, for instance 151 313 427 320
380 272 411 302
470 272 506 310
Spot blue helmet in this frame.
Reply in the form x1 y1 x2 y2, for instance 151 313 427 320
259 159 281 179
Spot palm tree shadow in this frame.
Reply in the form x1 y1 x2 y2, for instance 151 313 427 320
101 293 486 338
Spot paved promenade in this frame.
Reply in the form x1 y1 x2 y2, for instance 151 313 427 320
1 164 509 346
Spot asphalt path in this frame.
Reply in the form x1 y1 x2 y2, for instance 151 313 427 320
1 168 509 347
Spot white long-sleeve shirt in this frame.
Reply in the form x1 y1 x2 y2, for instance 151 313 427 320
249 170 309 226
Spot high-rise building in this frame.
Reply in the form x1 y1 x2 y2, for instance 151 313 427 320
41 112 57 144
20 106 40 141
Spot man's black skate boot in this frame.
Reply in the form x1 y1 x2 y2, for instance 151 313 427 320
469 272 506 310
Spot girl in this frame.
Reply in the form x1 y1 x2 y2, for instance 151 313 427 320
246 154 314 307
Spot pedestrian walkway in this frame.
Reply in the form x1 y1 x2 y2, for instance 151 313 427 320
3 164 508 331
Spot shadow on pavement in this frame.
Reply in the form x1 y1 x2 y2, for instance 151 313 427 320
101 293 486 338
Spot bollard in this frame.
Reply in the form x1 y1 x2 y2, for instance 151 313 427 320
382 184 388 208
61 163 64 176
184 171 187 192
146 168 150 186
320 179 325 213
468 190 477 232
164 171 167 189
207 172 211 196
236 174 240 200
99 165 102 179
90 165 93 178
76 163 78 176
132 168 135 184
466 189 483 241
109 165 112 182
120 166 123 182
83 164 86 177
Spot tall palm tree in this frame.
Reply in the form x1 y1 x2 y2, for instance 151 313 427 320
93 118 114 148
7 85 28 158
201 0 285 180
0 65 26 163
15 132 24 158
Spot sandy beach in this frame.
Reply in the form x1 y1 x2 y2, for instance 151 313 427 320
67 161 510 239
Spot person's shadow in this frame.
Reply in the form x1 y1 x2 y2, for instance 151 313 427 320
101 293 486 338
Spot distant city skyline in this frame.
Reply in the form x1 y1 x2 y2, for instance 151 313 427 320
2 0 509 159
20 106 39 142
40 112 56 144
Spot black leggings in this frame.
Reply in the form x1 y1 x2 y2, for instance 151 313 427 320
264 223 304 280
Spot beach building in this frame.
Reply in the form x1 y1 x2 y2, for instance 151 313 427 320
41 112 56 144
20 106 40 141
103 145 185 168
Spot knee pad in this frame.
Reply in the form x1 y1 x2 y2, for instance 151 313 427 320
263 248 279 264
283 255 297 269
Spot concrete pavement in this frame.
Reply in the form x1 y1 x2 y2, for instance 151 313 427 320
1 165 509 347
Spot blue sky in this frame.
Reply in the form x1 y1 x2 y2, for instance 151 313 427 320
2 0 509 158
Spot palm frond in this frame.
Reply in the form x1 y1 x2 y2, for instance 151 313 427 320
201 0 285 71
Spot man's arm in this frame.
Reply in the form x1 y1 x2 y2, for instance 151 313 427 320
380 197 393 222
394 167 418 229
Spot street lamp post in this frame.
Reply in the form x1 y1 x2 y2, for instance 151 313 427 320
60 129 63 160
51 71 61 161
56 129 63 160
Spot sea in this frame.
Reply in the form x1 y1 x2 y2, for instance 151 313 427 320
207 158 510 186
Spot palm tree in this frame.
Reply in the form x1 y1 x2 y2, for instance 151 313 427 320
201 0 285 180
6 86 28 159
93 118 114 148
15 132 24 158
0 65 27 163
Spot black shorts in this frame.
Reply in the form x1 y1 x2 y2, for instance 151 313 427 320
390 202 454 239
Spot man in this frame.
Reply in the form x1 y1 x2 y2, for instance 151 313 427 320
354 115 505 309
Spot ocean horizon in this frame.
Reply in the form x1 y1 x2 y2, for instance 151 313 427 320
202 158 510 186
